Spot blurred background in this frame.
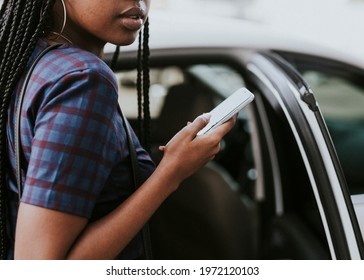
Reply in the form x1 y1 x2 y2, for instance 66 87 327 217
1 0 363 56
152 0 364 57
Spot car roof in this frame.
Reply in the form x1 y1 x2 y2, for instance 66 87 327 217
104 10 364 69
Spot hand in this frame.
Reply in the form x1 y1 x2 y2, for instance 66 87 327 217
157 113 236 186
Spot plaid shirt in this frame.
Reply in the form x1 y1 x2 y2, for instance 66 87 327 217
6 39 155 259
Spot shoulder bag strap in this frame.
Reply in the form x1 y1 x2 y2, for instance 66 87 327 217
15 43 62 200
119 109 153 260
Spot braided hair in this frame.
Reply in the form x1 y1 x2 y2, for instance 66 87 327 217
110 19 151 152
0 0 150 259
137 18 151 152
0 0 57 260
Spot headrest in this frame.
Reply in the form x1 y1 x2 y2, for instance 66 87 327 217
155 83 215 142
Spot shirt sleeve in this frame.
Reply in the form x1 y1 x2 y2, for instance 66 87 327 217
21 69 120 218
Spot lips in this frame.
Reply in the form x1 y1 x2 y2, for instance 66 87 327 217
120 7 146 31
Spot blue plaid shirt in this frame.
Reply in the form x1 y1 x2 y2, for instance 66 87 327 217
6 39 155 259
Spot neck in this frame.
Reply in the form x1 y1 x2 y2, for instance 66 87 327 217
46 31 73 45
44 30 105 57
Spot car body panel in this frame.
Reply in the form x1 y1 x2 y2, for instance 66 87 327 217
105 11 364 69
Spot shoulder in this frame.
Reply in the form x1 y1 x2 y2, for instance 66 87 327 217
23 41 120 124
33 41 117 91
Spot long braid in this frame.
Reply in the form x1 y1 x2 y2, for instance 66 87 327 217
0 0 56 260
142 19 150 153
0 0 11 43
110 20 150 150
137 31 143 141
110 45 120 72
136 18 150 152
0 0 14 260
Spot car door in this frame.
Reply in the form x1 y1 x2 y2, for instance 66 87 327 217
245 51 364 259
277 52 364 244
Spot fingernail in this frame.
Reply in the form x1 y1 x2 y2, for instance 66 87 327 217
202 113 211 120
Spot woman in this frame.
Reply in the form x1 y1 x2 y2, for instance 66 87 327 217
0 0 235 260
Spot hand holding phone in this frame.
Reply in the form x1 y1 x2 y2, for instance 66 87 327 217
197 87 255 136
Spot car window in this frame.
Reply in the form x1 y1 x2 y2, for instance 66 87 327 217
116 64 245 119
116 67 185 119
303 71 364 121
115 62 256 189
302 70 364 196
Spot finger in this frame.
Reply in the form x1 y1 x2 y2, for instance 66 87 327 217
159 145 166 151
210 115 236 138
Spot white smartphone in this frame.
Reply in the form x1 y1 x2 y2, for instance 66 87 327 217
197 87 255 136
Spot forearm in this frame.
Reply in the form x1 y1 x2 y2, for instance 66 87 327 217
66 162 179 260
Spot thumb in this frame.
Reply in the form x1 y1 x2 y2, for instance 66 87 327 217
189 113 211 135
163 114 211 148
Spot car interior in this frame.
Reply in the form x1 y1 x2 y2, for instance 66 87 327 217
248 88 331 259
147 81 259 259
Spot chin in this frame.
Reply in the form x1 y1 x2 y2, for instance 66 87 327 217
114 33 139 47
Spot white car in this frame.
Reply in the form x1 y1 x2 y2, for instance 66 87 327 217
104 11 364 260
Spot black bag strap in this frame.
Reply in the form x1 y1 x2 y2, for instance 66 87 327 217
15 43 153 259
119 108 153 260
15 43 62 199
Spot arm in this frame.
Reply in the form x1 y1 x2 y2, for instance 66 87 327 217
15 115 235 259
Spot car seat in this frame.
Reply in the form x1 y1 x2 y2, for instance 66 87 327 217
149 83 259 259
151 83 216 149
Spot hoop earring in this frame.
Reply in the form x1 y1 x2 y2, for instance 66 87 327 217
58 0 67 36
48 0 73 44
